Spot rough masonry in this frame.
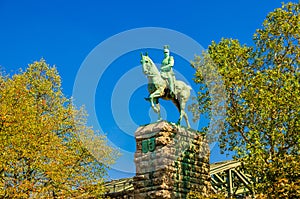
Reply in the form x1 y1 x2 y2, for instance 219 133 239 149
133 121 211 198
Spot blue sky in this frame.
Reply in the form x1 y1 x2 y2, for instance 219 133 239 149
0 0 296 180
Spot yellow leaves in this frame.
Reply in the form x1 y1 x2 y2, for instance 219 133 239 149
0 60 118 198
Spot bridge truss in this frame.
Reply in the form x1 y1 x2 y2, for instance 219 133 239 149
104 160 255 198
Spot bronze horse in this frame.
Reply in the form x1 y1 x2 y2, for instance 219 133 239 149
141 53 191 128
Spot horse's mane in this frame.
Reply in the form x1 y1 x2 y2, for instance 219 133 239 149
146 56 160 75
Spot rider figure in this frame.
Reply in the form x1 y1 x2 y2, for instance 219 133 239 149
160 45 176 96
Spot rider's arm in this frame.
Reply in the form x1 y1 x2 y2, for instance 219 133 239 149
169 56 174 67
161 56 174 70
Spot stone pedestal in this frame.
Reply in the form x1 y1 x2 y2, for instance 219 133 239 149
133 121 211 199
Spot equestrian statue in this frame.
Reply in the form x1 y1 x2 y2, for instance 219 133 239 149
141 45 191 128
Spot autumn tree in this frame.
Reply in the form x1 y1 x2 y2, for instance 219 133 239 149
191 2 299 198
0 60 119 198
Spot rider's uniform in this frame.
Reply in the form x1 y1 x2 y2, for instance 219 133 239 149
161 55 175 95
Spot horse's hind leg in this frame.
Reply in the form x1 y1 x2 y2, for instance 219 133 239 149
183 111 190 128
177 99 191 128
177 111 183 126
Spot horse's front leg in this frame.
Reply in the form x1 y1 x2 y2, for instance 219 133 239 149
177 109 183 126
149 90 162 114
155 103 162 121
149 96 157 113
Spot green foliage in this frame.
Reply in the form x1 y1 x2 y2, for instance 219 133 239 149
191 2 300 198
0 60 119 198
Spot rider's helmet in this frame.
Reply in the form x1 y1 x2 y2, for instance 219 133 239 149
163 45 170 54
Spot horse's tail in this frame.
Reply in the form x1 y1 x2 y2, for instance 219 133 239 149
187 85 192 90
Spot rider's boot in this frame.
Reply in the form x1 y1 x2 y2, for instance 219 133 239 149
169 81 176 99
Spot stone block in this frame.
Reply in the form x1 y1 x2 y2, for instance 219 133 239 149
133 121 211 198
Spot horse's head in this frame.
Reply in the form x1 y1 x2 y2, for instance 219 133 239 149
140 53 159 76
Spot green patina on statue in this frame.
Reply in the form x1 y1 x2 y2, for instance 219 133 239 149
161 45 176 95
141 45 191 128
